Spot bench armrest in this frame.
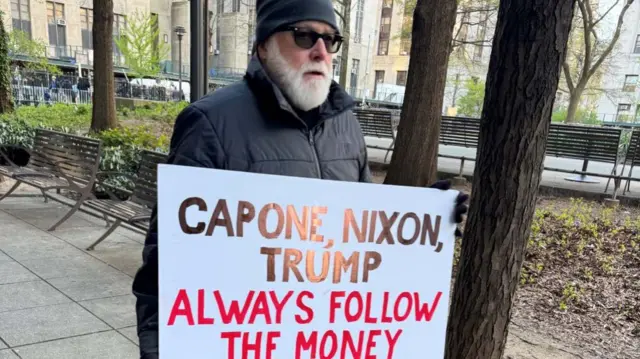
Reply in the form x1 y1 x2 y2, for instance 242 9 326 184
52 159 99 194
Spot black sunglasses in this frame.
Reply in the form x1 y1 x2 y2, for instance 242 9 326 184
285 26 344 54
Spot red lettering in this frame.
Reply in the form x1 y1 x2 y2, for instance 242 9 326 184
221 332 241 358
393 292 412 321
414 291 442 322
380 292 393 323
295 291 314 324
385 329 403 359
198 289 214 325
295 331 317 358
319 330 338 359
364 292 377 323
247 292 271 325
270 291 293 324
340 330 364 358
345 292 363 322
241 332 262 359
364 329 381 359
215 290 255 324
167 289 194 326
329 291 345 323
266 331 280 359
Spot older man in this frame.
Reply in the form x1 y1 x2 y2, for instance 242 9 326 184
132 0 468 357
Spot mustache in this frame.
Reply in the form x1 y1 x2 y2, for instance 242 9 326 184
300 62 331 76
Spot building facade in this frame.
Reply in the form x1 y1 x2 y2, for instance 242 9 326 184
593 0 640 123
367 0 496 113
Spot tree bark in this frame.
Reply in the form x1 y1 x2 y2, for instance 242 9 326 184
90 0 117 132
383 0 457 186
337 0 352 89
0 14 13 114
444 0 575 358
565 86 584 123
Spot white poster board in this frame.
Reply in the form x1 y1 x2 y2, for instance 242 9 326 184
158 164 459 358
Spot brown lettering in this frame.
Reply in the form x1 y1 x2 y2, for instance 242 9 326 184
310 206 328 242
363 251 382 282
258 203 285 239
178 197 207 234
305 250 330 283
205 199 234 236
420 214 442 250
236 201 255 237
332 251 359 284
343 209 368 243
260 247 282 282
283 248 304 282
397 212 420 245
376 211 399 245
286 205 309 240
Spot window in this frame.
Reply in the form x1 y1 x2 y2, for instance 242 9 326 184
623 75 638 92
350 59 360 89
353 0 364 43
377 0 393 55
46 1 66 56
80 8 93 49
396 71 407 86
634 35 640 54
10 0 31 38
232 0 241 12
113 13 127 65
617 103 632 122
217 0 224 14
333 55 341 79
399 2 411 55
374 70 385 97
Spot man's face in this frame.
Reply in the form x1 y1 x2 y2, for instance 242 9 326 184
260 21 340 111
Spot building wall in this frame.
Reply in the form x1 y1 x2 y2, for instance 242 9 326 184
593 0 640 122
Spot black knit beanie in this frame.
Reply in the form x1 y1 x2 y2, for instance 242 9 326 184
255 0 340 46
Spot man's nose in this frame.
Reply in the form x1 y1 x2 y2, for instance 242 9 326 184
309 38 329 61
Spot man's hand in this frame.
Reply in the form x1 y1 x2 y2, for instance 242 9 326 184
429 179 469 237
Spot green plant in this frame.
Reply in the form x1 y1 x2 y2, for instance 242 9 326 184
8 30 61 74
457 78 485 118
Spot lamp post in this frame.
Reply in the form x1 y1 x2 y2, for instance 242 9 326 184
174 26 186 100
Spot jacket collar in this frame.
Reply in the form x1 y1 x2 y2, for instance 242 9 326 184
244 55 355 123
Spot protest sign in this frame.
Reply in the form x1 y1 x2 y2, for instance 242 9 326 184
157 164 459 358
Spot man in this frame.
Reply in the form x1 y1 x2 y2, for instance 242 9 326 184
132 0 468 357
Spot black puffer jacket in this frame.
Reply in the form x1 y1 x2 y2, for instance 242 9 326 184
132 56 372 359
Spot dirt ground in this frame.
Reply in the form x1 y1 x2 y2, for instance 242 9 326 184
372 170 639 359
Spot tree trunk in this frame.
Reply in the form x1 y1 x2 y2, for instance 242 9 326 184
90 0 117 132
444 0 575 358
338 0 352 90
565 86 584 123
0 15 14 114
383 0 458 186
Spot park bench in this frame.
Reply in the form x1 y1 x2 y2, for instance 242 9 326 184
0 128 103 231
544 123 622 187
84 149 167 251
354 108 396 162
616 129 640 195
439 116 481 176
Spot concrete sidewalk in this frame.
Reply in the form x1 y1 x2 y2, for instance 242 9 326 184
0 196 144 359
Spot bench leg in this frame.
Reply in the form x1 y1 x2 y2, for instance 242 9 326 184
0 181 21 201
604 164 618 193
47 192 89 231
384 138 396 163
624 166 634 195
86 219 122 251
41 189 48 203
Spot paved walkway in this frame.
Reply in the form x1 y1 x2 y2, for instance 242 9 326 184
0 196 144 359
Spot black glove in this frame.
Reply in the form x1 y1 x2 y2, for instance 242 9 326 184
429 180 469 237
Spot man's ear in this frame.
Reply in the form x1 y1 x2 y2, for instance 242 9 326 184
257 42 267 62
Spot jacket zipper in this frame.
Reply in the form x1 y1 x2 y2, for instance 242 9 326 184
308 130 322 179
